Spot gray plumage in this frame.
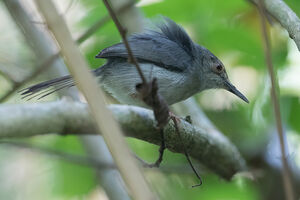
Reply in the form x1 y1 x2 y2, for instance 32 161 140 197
21 17 248 105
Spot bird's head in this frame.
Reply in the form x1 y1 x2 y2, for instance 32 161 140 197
196 47 249 103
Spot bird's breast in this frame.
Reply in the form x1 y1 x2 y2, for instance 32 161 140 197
98 61 200 106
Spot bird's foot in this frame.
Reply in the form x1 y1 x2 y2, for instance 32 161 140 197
169 111 181 124
136 128 165 168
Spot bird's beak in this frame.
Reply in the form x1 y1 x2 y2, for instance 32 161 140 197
224 80 249 103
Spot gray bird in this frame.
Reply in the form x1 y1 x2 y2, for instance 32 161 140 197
21 18 249 106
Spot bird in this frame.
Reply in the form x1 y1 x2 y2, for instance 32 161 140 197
20 17 249 106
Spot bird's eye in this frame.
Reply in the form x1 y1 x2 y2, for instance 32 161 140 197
217 65 223 71
213 64 224 73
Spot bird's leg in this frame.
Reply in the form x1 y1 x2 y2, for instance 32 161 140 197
135 79 170 168
150 129 166 168
137 111 202 187
135 129 165 168
170 113 203 187
137 113 179 168
149 111 180 168
150 111 181 167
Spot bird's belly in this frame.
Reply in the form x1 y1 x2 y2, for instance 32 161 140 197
98 62 194 106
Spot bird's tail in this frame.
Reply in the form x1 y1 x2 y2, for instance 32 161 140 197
19 75 75 100
20 67 104 100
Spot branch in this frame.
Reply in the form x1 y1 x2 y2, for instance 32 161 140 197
0 100 246 180
250 0 300 51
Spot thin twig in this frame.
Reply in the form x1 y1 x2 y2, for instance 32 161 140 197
102 0 170 167
246 0 274 25
77 0 135 44
0 53 59 102
257 1 295 199
0 68 18 84
172 116 202 187
102 0 147 84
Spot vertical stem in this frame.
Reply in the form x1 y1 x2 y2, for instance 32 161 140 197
34 1 155 199
257 1 295 200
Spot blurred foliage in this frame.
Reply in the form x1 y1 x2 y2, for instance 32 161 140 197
285 96 300 133
49 136 97 196
0 0 300 199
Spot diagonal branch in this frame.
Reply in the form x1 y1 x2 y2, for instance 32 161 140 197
249 0 300 51
33 1 155 199
0 100 246 180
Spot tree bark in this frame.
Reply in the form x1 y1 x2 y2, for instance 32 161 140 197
0 100 246 180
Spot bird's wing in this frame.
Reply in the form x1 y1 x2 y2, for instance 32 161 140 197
96 18 196 72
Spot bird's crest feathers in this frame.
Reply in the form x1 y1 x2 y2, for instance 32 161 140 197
157 17 195 57
97 17 196 71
